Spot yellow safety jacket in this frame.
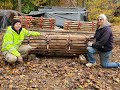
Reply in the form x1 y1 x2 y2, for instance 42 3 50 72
1 26 41 57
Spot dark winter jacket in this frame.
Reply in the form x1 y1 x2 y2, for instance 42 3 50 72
92 24 113 52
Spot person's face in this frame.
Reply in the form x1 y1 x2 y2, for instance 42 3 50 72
97 18 104 26
14 22 22 31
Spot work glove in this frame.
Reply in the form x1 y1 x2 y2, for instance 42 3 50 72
87 41 93 47
18 56 23 63
89 36 94 39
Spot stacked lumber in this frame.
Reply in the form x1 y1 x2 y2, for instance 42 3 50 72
14 16 56 30
64 20 97 31
1 27 120 57
23 35 88 55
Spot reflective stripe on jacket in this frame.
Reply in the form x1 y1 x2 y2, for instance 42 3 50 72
1 26 41 57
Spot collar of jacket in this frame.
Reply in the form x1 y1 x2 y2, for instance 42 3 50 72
11 26 22 34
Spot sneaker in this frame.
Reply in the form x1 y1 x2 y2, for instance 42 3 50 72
86 62 96 67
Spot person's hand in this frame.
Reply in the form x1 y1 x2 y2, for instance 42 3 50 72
89 36 94 39
86 36 90 40
87 41 93 47
18 56 23 63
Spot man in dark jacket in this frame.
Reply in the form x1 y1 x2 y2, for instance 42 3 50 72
86 14 120 68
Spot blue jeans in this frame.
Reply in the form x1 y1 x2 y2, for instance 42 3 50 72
87 47 120 68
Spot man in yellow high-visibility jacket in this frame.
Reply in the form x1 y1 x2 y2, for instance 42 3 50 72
1 19 45 64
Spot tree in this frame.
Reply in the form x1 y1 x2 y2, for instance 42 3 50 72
0 0 13 9
86 0 118 20
32 0 47 6
18 0 21 12
59 0 77 7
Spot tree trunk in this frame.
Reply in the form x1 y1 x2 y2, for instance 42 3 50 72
18 0 21 12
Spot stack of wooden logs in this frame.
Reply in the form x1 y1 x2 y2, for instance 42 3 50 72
0 29 89 56
1 25 120 56
64 20 97 31
23 34 89 55
14 16 56 30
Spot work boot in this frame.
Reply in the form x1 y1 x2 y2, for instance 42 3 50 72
17 58 24 64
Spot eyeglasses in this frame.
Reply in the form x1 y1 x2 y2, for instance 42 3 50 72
97 19 103 21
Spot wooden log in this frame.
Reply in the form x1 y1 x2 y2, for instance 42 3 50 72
79 55 87 64
30 49 87 55
23 34 88 55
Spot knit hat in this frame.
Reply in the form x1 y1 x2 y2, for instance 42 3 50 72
12 19 21 26
98 14 107 21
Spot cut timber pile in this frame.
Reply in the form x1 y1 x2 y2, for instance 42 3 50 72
14 16 55 30
1 28 120 57
23 35 88 55
64 20 97 31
